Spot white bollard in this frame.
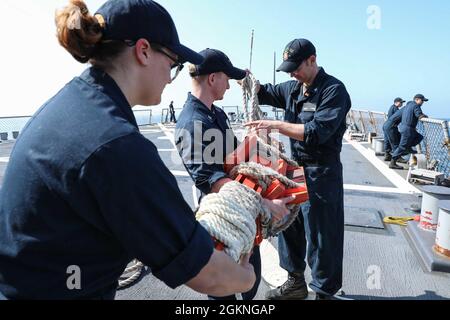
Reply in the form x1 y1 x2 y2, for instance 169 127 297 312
419 186 450 232
435 200 450 258
374 138 385 156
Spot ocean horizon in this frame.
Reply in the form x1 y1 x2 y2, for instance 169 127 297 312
0 112 448 141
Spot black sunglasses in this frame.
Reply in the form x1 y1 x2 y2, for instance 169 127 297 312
123 40 184 81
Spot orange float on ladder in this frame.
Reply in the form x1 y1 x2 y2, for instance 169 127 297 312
214 135 309 252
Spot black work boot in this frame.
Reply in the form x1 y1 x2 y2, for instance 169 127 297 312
389 159 403 170
265 272 309 300
396 157 408 164
383 154 392 161
405 147 417 155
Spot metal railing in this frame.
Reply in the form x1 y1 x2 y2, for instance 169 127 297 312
160 108 183 124
0 110 154 141
221 105 285 123
0 116 31 141
416 118 450 178
349 109 450 178
133 109 153 126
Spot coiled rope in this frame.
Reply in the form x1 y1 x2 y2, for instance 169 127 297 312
195 162 301 262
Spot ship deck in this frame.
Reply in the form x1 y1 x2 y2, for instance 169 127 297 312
1 124 449 300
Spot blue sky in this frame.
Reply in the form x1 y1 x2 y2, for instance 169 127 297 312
1 0 449 119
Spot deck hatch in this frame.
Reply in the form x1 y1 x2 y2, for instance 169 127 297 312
345 206 385 230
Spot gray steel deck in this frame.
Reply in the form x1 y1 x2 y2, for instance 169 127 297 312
1 124 449 300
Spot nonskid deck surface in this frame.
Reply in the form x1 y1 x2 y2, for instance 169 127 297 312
0 124 449 300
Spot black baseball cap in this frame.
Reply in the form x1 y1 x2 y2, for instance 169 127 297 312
277 39 317 73
394 97 406 103
414 94 429 102
95 0 203 65
189 49 247 80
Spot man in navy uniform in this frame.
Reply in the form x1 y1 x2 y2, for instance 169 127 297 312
245 38 351 300
169 101 177 123
384 107 406 169
391 94 428 166
175 48 293 300
387 98 405 118
383 97 405 162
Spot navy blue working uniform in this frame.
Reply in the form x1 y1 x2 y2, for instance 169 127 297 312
387 104 399 118
175 93 261 300
392 101 425 159
383 108 404 155
0 67 214 300
258 67 351 296
175 94 239 195
384 105 402 154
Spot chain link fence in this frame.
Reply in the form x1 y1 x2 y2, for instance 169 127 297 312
349 109 450 179
370 111 388 138
416 118 450 178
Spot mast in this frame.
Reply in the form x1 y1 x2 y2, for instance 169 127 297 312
273 51 277 85
249 29 254 71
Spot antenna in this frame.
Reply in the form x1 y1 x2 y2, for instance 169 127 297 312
249 30 254 71
273 51 277 85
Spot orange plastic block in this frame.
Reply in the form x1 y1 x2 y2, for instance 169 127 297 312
234 174 246 184
254 216 263 247
235 174 263 193
262 179 286 200
224 135 258 173
278 159 288 176
214 238 225 251
283 187 309 204
287 166 306 184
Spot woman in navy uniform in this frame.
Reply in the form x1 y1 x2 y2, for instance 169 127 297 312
0 0 255 300
246 39 351 300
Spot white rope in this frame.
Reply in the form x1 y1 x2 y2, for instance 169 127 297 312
196 162 301 262
230 162 301 236
196 181 269 261
242 73 264 123
118 259 144 289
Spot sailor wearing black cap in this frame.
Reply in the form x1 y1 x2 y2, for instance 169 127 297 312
383 108 405 168
388 98 406 118
390 94 429 167
0 0 256 300
245 38 351 300
175 48 294 300
383 98 406 161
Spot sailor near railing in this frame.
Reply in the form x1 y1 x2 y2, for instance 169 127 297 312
346 109 450 183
